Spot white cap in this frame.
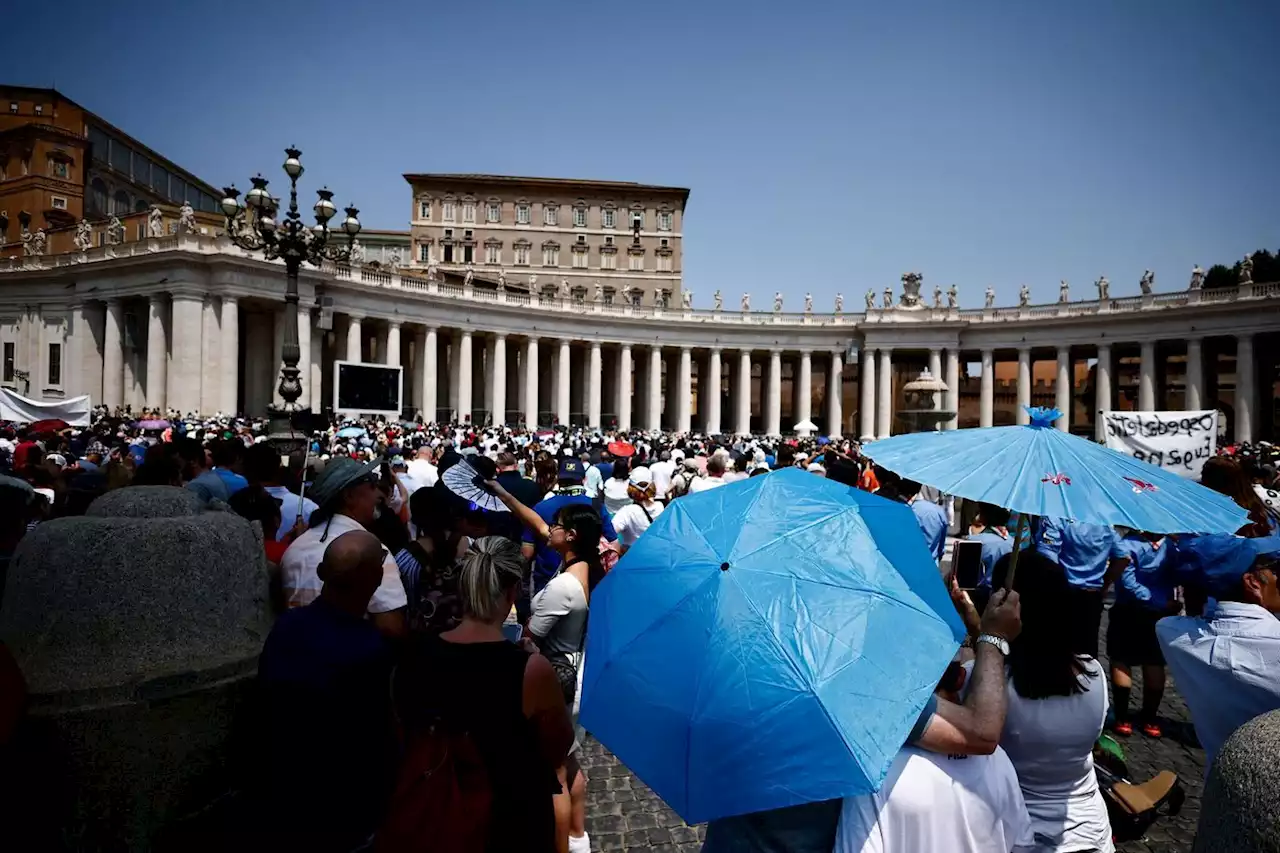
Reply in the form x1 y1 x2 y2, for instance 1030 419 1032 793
629 465 653 486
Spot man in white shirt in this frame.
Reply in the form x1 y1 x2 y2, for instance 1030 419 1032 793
650 451 676 502
245 443 319 540
689 454 729 494
405 446 438 492
1157 534 1280 767
280 457 407 638
834 662 1033 853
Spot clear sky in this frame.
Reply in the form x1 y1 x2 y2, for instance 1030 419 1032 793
3 1 1277 307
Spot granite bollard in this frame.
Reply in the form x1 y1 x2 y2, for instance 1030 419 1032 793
1194 708 1280 852
0 485 272 850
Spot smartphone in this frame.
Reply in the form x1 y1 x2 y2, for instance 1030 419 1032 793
501 623 523 643
952 540 984 591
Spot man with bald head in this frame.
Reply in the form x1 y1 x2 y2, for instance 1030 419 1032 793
255 530 396 850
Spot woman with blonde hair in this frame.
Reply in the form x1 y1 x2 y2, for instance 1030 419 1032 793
389 536 572 853
611 466 666 554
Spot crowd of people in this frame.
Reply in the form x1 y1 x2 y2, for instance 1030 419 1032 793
1 404 1279 852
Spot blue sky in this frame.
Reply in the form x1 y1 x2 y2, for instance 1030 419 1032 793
3 1 1277 307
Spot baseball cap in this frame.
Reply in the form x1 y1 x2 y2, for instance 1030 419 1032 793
629 465 653 486
1180 534 1280 596
558 457 585 482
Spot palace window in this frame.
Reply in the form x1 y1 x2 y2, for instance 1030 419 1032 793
630 290 643 307
442 200 456 222
419 243 430 262
47 343 61 385
572 247 588 268
34 104 43 116
601 251 616 270
485 243 501 264
630 210 644 231
629 249 644 271
602 207 615 229
516 203 531 224
487 202 501 223
443 244 454 263
543 205 558 226
50 160 69 179
3 342 13 382
515 243 530 265
463 245 474 264
462 202 476 223
52 196 67 210
573 206 587 227
658 211 673 231
418 199 430 219
542 244 560 267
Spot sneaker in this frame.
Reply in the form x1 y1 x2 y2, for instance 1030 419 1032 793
1112 720 1133 736
568 831 591 853
1141 720 1163 738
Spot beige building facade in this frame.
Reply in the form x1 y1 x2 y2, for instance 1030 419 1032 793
404 174 688 306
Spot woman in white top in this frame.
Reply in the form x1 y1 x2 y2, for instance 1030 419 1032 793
612 466 666 553
601 457 634 515
994 548 1114 853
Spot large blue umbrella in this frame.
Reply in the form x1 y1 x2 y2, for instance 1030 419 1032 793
579 468 965 824
862 407 1248 534
335 425 365 439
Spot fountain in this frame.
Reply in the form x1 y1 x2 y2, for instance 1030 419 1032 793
896 367 954 433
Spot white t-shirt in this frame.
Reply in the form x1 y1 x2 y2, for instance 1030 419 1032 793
689 475 727 494
1001 661 1114 853
529 571 588 659
280 513 408 614
650 460 676 498
264 486 319 541
405 459 438 491
602 478 632 515
613 501 665 547
835 746 1032 853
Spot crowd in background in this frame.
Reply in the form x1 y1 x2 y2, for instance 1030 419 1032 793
1 405 1279 852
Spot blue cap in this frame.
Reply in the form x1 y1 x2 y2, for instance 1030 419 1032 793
1178 534 1280 596
558 458 585 482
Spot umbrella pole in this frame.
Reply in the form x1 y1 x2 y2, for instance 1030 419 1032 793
1005 513 1030 590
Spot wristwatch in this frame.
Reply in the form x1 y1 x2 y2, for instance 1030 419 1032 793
976 634 1010 656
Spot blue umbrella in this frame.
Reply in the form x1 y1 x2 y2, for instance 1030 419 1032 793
862 407 1248 534
336 425 365 439
579 468 965 824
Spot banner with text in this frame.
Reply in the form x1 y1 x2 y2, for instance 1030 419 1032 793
1103 410 1218 479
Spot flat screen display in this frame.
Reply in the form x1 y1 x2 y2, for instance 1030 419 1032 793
334 361 403 417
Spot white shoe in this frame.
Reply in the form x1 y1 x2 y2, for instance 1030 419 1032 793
568 831 591 853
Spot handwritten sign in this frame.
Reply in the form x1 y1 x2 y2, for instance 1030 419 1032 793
1103 410 1218 478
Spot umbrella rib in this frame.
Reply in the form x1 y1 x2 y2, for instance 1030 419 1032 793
728 505 850 567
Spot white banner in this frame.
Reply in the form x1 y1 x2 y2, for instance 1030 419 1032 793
1103 410 1218 478
0 388 93 427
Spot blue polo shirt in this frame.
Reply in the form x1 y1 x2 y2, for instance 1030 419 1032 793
523 488 618 591
910 499 948 563
214 467 249 496
965 528 1015 589
1040 518 1125 590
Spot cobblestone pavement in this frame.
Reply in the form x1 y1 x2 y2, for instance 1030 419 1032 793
577 608 1204 853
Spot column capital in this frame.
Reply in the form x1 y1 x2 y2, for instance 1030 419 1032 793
590 340 601 350
619 341 632 350
709 346 721 355
680 344 692 354
105 295 123 307
769 347 783 356
1096 342 1112 353
149 293 167 307
798 347 812 356
387 319 401 329
1017 345 1031 355
493 331 506 341
980 346 994 356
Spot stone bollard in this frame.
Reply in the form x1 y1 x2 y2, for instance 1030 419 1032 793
1194 708 1280 852
0 485 272 850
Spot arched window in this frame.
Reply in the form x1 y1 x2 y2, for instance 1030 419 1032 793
113 190 131 216
90 178 108 215
135 199 148 213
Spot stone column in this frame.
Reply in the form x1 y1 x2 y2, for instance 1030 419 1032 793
1237 334 1256 444
736 350 752 435
1055 346 1071 431
78 302 105 404
796 350 812 428
859 349 876 441
146 295 168 411
617 343 633 430
827 351 843 438
458 330 474 423
678 346 693 433
200 297 221 415
1138 340 1156 411
766 349 783 436
422 326 438 422
297 307 313 410
1095 344 1112 442
1186 337 1204 411
346 316 362 362
928 349 942 412
945 348 960 430
587 341 603 427
1016 347 1031 425
523 336 539 428
386 321 401 367
220 297 239 415
979 349 994 428
876 348 893 438
167 293 204 416
308 310 322 413
647 346 662 431
103 298 125 409
705 348 722 434
492 333 507 425
65 302 85 399
557 338 571 425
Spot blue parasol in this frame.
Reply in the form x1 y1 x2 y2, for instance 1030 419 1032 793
579 468 965 823
335 425 365 439
862 407 1248 534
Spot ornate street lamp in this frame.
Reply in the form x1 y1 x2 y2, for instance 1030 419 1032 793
221 147 360 447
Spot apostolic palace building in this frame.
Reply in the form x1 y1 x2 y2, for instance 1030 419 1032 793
1 86 1278 442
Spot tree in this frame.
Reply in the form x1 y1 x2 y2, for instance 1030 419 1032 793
1205 249 1280 288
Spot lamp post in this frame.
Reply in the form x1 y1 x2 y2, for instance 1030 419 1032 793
220 147 360 449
